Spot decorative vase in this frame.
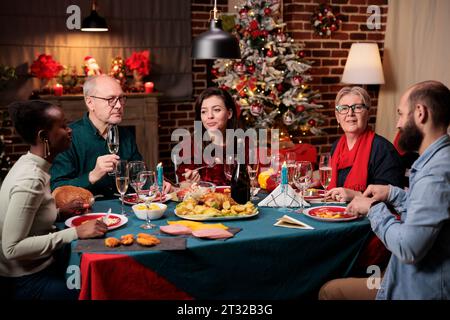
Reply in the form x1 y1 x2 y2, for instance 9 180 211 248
132 70 143 90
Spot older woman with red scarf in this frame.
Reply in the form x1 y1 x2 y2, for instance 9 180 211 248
325 86 404 272
325 86 404 201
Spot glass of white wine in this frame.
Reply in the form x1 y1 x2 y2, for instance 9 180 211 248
115 160 129 216
107 124 119 175
319 153 332 190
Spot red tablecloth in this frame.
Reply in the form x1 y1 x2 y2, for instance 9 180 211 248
79 253 193 300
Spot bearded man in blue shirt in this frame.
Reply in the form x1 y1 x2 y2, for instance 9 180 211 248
320 80 450 300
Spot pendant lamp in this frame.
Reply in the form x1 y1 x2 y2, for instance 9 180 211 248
192 0 241 59
81 0 108 32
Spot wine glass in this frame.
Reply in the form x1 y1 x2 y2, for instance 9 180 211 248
115 160 129 216
293 161 313 214
247 162 260 200
128 161 146 194
319 153 332 190
224 154 235 183
286 151 297 185
137 170 157 229
107 124 119 175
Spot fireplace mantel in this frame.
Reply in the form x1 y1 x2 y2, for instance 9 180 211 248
39 93 161 169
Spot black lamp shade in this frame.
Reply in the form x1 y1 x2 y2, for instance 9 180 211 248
192 19 241 59
81 10 108 32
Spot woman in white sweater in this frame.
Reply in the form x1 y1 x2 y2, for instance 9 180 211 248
0 100 107 299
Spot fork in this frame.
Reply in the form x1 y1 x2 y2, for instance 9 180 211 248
182 162 217 177
103 208 112 224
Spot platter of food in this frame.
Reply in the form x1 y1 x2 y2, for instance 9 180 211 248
174 192 258 221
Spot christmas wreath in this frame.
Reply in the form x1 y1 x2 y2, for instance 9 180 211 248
310 3 342 37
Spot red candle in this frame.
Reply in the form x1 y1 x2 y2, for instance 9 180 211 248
54 83 63 96
144 82 154 93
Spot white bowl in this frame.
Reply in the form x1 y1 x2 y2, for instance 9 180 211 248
132 203 167 220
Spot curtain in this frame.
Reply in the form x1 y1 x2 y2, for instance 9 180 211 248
0 0 192 100
376 0 450 141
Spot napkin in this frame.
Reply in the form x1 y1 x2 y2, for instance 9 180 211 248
274 215 314 230
167 220 228 231
258 185 309 208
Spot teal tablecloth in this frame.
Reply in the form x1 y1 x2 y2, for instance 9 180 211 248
68 197 371 299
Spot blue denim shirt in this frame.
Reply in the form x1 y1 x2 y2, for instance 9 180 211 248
368 134 450 300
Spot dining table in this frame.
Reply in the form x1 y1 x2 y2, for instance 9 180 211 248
64 193 371 300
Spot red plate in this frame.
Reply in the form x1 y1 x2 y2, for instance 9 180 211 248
304 206 358 222
65 213 128 230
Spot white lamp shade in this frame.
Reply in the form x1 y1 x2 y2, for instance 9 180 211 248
341 43 385 84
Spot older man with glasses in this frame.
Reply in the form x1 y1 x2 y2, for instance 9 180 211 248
50 75 143 199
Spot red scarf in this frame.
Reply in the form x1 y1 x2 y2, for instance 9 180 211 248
328 129 375 192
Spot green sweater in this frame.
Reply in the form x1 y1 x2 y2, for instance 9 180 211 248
50 113 142 199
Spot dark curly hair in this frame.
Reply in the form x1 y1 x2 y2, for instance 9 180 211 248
8 100 57 145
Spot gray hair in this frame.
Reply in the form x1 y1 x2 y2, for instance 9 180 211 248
335 86 371 108
83 74 114 97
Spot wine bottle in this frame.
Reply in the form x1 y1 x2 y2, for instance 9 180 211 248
231 155 251 204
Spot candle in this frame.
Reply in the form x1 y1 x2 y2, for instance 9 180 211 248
281 161 288 185
156 162 164 188
53 83 63 96
144 82 154 93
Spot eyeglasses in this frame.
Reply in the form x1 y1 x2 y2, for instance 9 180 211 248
90 95 127 107
335 104 368 114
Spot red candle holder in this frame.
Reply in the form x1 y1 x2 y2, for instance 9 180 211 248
144 82 154 93
53 84 63 96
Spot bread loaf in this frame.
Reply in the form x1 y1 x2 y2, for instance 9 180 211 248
52 185 94 208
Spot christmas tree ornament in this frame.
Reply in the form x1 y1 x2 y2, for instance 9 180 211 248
290 75 302 86
234 63 246 75
250 102 263 116
308 119 316 127
247 65 255 73
296 105 305 113
282 109 295 126
276 33 286 42
266 50 274 57
264 7 272 15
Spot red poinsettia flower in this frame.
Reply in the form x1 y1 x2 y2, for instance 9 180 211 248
30 54 63 80
125 50 151 76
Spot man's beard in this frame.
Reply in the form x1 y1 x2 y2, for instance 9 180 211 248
398 117 423 153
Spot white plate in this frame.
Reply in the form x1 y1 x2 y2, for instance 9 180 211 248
65 213 128 230
303 206 358 222
174 208 259 221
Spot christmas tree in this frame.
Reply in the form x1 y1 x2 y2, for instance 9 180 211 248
213 0 324 139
